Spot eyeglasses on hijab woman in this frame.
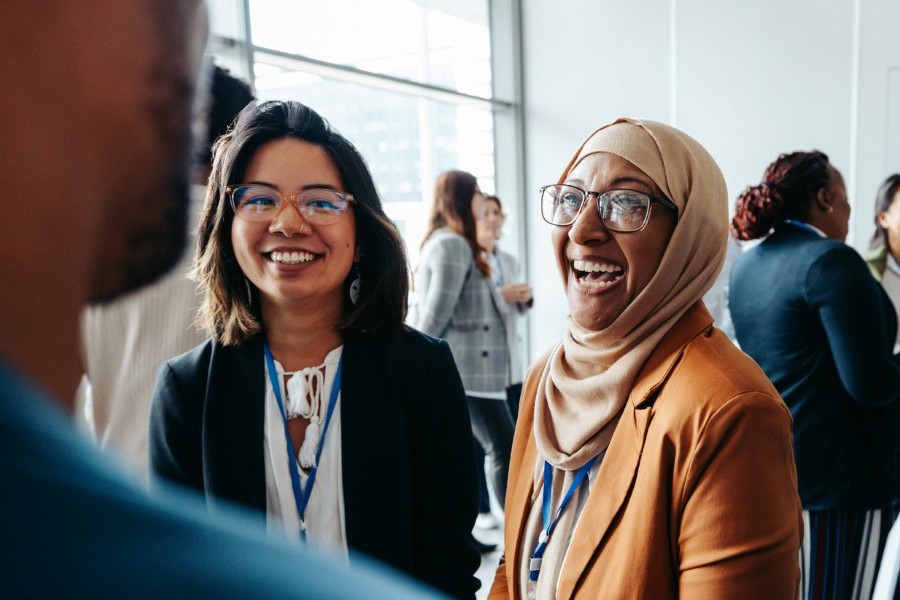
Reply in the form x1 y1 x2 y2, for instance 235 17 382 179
148 99 480 598
489 118 802 600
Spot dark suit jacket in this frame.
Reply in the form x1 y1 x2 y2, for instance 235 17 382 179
729 222 900 509
149 327 480 599
1 362 442 599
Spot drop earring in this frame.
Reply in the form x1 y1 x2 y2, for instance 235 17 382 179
349 264 361 306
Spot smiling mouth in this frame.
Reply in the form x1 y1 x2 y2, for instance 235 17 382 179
572 258 623 289
269 250 318 265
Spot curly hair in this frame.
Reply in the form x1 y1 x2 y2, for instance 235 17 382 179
422 170 491 277
194 100 409 345
731 150 832 241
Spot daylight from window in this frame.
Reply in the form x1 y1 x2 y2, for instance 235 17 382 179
217 0 495 263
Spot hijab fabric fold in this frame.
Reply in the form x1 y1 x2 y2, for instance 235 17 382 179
534 118 728 471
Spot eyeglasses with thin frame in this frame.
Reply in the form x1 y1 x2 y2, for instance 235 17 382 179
227 184 354 225
539 184 677 232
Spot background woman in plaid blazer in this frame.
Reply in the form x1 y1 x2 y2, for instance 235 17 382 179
411 170 516 514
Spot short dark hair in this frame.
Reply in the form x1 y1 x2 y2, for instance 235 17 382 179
870 173 900 249
194 64 255 167
731 150 833 241
195 100 409 345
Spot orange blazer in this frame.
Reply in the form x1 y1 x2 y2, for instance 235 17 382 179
490 302 802 599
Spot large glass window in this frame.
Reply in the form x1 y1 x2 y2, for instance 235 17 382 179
208 0 520 269
249 0 491 97
252 55 495 251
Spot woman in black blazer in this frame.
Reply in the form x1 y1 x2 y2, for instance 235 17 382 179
149 100 479 599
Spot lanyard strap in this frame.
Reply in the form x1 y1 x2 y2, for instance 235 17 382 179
263 343 342 540
529 454 600 582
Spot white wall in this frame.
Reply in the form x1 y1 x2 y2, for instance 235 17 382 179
520 0 900 360
855 0 900 245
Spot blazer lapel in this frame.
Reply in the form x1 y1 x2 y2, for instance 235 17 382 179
339 332 413 568
555 402 651 599
339 334 376 550
556 302 714 599
203 337 268 513
504 391 650 600
504 426 540 600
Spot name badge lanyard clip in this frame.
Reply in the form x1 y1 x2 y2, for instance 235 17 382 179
528 454 599 582
264 343 342 543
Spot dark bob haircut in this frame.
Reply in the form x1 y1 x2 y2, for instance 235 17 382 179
194 99 409 345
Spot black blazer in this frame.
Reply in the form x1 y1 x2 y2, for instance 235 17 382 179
149 327 480 598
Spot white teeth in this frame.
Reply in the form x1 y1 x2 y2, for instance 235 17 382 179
578 277 622 289
572 258 623 288
271 250 315 264
572 259 622 274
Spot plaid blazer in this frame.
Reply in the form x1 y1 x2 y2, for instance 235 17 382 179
411 228 510 393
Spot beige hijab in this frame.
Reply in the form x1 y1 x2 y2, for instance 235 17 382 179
534 118 728 470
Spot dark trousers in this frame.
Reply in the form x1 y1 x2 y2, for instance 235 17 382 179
473 440 491 513
467 394 514 510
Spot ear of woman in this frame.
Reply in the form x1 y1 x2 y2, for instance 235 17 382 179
816 188 833 213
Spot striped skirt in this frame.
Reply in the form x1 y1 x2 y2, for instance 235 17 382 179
800 507 899 599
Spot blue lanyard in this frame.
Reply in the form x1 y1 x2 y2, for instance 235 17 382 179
263 343 342 542
529 455 600 582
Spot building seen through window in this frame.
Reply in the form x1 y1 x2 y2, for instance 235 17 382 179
209 0 507 267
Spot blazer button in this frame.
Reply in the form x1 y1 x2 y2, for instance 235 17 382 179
483 325 489 331
482 351 489 357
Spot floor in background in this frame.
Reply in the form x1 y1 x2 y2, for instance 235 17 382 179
474 517 504 600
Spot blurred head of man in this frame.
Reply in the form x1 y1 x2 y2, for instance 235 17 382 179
0 0 207 401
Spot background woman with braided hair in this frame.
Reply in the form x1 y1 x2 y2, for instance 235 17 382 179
729 150 900 600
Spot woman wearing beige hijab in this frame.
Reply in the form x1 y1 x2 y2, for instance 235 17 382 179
489 118 802 599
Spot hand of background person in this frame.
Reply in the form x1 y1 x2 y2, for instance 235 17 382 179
501 282 532 304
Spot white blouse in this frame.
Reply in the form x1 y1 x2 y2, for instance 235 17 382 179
262 346 348 561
